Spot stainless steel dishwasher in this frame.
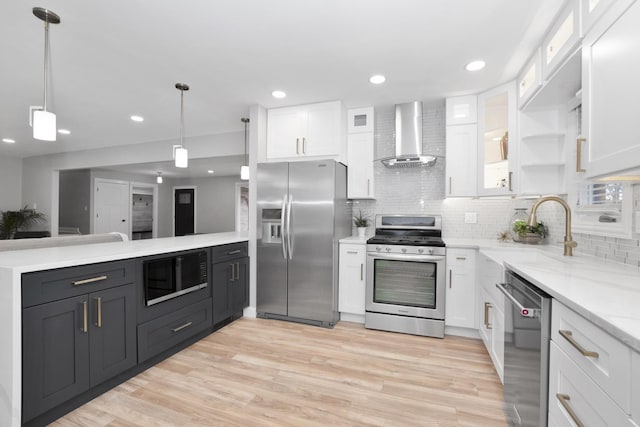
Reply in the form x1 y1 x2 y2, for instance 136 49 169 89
497 271 552 427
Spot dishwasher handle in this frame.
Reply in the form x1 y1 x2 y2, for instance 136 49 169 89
496 282 540 318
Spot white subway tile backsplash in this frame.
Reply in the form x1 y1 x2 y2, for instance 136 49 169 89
353 102 640 269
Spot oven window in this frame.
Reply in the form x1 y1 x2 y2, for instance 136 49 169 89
373 259 437 308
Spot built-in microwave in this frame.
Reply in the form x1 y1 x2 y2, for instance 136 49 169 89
143 249 208 306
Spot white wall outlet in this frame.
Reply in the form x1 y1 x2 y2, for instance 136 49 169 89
464 212 477 224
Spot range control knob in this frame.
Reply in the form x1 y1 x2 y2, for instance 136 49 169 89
376 246 382 252
418 248 424 254
427 248 434 255
401 248 407 253
385 247 391 252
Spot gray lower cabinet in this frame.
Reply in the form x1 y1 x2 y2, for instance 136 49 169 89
22 283 136 422
212 255 249 325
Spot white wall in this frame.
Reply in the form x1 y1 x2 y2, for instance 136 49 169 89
0 156 23 212
21 131 243 235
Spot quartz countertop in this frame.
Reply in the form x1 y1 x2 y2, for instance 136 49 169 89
339 235 371 244
445 237 640 353
0 231 248 273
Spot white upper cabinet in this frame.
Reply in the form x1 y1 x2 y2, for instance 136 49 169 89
446 124 478 197
581 0 640 178
347 107 374 134
266 101 346 162
581 0 618 33
446 96 477 126
542 0 582 80
477 81 517 196
347 107 375 199
517 49 543 108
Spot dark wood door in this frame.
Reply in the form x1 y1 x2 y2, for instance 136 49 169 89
22 295 90 422
174 188 195 236
232 257 249 315
89 284 137 386
211 261 232 324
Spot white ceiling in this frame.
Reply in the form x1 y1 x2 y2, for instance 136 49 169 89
99 155 246 178
1 0 563 160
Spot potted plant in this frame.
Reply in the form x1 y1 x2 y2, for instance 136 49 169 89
512 219 547 244
353 210 370 238
0 206 47 239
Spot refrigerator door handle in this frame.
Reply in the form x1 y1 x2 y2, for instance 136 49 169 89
281 194 288 259
286 194 293 259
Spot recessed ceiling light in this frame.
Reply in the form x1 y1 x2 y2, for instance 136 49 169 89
272 90 286 99
369 74 386 85
58 129 70 135
465 60 486 71
130 115 144 122
207 170 214 174
2 138 16 144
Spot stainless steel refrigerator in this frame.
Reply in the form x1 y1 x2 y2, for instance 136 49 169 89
257 160 350 327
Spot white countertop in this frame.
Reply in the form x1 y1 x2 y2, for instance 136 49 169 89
339 235 371 244
445 238 640 353
0 231 248 273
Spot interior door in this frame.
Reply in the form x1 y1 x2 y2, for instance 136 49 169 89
287 160 335 322
256 163 289 316
174 187 195 236
94 179 129 235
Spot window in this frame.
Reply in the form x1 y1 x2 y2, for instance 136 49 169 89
572 182 633 238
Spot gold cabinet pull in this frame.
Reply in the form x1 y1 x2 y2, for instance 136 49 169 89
484 302 492 329
448 177 452 195
449 269 452 289
367 179 371 196
558 330 599 358
456 257 466 260
296 138 300 154
302 137 306 154
576 137 586 172
171 322 193 333
508 171 513 191
227 249 241 255
229 263 235 282
73 275 108 286
360 264 364 281
81 301 88 333
96 297 102 328
556 394 585 427
235 262 240 281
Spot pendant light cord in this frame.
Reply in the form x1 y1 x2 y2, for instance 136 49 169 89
43 21 49 112
241 117 250 165
179 88 185 148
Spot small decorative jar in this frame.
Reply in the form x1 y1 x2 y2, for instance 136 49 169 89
510 208 529 242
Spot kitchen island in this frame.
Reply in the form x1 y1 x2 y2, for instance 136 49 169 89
0 231 248 427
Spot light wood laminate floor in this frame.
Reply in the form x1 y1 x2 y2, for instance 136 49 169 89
52 318 507 426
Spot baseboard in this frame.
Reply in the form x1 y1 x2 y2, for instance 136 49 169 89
339 312 365 324
445 325 481 339
243 305 257 318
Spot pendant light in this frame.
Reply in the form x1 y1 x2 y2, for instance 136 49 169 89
156 172 163 184
173 83 189 168
32 7 60 142
240 117 250 180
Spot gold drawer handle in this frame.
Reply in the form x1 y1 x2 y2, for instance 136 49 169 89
559 330 599 358
556 394 585 427
73 275 108 286
576 138 586 173
484 302 492 329
172 322 193 333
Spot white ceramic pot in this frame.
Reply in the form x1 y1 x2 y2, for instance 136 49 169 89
357 227 366 238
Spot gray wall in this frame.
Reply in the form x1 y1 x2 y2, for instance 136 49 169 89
58 169 91 234
0 155 23 212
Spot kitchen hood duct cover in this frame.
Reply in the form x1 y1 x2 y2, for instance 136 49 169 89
381 101 437 168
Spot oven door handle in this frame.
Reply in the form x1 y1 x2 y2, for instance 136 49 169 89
496 282 540 318
367 253 444 262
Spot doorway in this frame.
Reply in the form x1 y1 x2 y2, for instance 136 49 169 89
235 183 249 232
173 186 196 236
94 178 130 235
130 182 158 240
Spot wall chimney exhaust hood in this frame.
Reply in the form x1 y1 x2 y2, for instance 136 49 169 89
381 101 437 168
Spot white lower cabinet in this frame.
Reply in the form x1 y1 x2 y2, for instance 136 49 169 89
445 248 477 329
477 251 505 383
632 351 640 424
549 300 637 426
338 243 366 322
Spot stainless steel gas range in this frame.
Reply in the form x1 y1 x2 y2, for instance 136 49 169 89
365 214 446 338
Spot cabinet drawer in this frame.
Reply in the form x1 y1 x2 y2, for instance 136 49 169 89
137 298 213 363
552 300 632 412
477 252 505 312
549 342 635 426
211 242 248 263
446 248 475 268
22 259 136 308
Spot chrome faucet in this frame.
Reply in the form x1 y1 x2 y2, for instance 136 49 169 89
528 196 577 256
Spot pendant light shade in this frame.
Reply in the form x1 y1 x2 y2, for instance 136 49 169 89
32 7 60 142
174 83 189 168
156 172 163 184
240 117 250 180
33 110 56 141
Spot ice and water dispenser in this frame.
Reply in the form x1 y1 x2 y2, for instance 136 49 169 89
261 208 282 244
